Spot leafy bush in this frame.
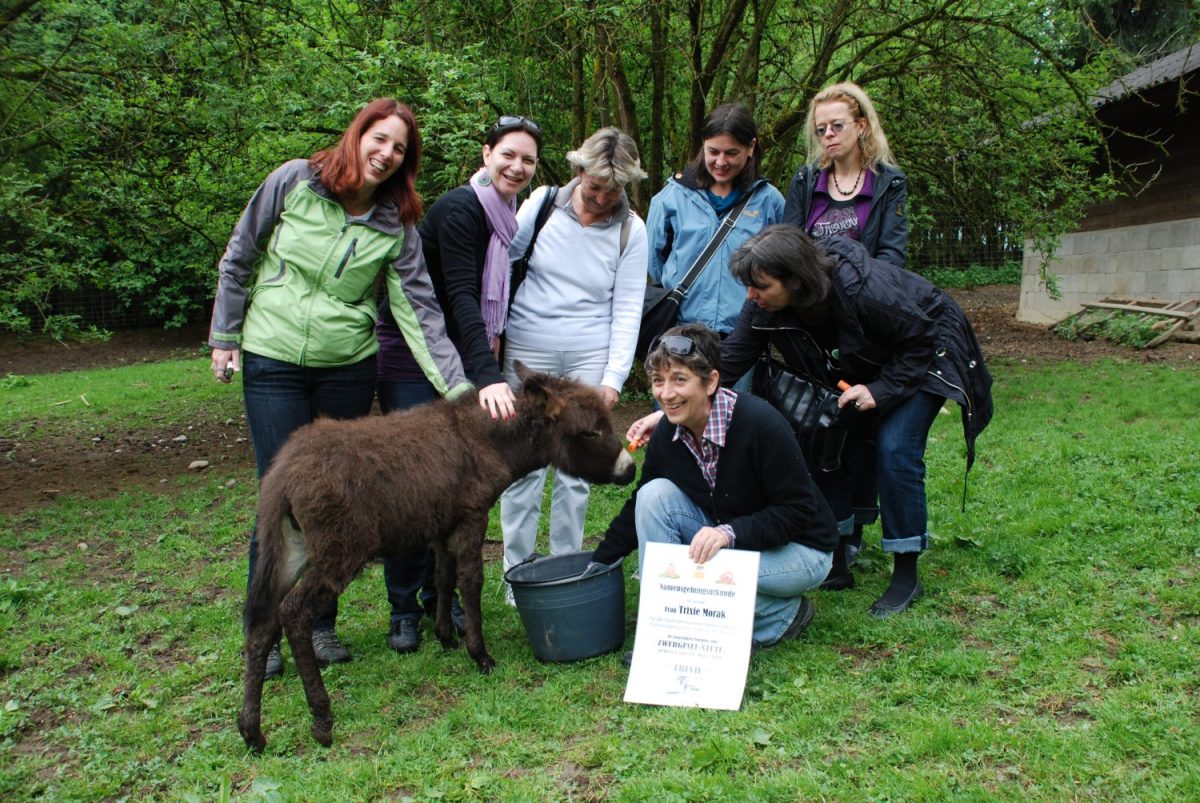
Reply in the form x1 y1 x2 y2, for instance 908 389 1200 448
924 261 1022 289
1053 309 1160 348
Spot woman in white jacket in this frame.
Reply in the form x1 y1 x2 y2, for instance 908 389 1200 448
499 128 649 599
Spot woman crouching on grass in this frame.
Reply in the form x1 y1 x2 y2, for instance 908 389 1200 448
591 324 836 649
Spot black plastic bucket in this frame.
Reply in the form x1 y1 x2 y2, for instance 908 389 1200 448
503 551 625 662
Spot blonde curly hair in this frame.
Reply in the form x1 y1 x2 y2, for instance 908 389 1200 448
803 82 895 171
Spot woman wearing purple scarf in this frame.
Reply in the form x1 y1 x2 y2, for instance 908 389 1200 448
375 115 542 654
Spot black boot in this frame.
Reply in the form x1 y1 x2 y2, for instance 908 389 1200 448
819 536 856 590
868 552 923 617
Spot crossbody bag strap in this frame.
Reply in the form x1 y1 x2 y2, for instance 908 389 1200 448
510 185 559 302
672 192 753 298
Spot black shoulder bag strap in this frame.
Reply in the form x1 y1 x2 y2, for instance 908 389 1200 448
666 191 753 301
509 185 558 304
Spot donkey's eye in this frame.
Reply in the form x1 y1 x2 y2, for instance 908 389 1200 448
580 431 600 440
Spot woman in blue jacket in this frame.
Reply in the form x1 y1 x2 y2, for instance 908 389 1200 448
647 103 784 338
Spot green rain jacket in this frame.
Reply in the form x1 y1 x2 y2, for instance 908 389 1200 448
208 159 470 399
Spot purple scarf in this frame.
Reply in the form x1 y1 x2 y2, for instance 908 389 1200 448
469 168 519 344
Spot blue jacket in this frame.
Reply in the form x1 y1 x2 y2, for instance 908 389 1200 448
647 168 784 334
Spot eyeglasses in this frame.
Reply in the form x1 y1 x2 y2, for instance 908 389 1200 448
815 121 848 137
490 115 542 137
651 334 696 356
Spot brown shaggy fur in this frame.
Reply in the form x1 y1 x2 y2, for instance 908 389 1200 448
237 365 636 752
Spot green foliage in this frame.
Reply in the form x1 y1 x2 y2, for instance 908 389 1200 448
0 0 1146 334
925 261 1022 289
1053 309 1162 348
0 375 34 390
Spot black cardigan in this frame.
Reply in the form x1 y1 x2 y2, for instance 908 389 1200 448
592 393 837 565
417 186 505 388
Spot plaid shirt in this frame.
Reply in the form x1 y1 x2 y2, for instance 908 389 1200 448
674 387 739 546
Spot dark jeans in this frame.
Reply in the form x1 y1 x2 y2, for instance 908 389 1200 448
814 391 942 553
376 377 452 626
875 390 944 553
242 351 377 631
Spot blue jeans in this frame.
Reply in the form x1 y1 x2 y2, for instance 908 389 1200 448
242 351 378 631
376 378 447 626
876 390 944 554
633 478 832 647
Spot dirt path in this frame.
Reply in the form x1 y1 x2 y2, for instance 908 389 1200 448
1 286 1195 515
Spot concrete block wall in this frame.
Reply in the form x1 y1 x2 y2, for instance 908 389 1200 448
1019 217 1200 323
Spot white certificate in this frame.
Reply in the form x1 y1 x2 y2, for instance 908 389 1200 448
623 542 759 710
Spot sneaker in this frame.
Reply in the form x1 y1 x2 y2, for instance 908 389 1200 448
264 642 283 680
779 596 815 642
311 628 351 666
620 650 633 668
504 583 516 608
387 619 420 654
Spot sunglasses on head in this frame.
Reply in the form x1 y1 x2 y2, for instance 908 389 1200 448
651 334 696 356
490 115 542 137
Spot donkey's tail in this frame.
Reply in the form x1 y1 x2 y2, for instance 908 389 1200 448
244 474 292 631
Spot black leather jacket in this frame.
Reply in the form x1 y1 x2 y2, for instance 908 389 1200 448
782 162 908 268
722 238 993 468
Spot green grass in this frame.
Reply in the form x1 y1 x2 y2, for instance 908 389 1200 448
1 357 1198 799
0 358 240 438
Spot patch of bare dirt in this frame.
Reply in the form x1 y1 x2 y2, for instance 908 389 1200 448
947 285 1199 366
1 287 1195 517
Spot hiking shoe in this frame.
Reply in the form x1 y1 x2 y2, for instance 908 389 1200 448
312 628 351 666
780 596 815 642
264 642 283 680
387 619 420 654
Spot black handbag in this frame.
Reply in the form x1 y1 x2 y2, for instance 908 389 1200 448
752 357 849 473
635 193 753 359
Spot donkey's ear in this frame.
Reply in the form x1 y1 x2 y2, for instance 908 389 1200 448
514 360 534 383
521 369 567 420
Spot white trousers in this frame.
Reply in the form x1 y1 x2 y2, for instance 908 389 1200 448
500 341 611 571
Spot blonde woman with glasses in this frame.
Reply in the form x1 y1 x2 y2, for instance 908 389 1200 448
782 81 909 595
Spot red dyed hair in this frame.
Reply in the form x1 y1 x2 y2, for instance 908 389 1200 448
309 98 423 223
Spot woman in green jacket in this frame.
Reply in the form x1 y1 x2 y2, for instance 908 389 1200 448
208 98 470 679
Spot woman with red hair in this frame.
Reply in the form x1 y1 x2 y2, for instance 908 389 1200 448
208 98 470 679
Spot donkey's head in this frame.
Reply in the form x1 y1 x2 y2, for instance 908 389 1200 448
516 363 636 487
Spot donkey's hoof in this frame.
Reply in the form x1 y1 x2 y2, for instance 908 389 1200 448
312 722 333 747
438 636 459 651
476 655 497 674
238 720 266 754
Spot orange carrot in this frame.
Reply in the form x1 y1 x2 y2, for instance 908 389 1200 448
837 380 852 392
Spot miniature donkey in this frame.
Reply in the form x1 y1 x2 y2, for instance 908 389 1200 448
237 364 636 752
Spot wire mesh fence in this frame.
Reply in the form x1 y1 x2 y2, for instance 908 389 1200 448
11 223 1025 335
